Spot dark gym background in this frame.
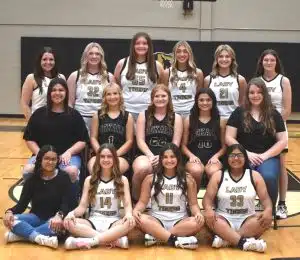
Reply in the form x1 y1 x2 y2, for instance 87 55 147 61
21 37 299 112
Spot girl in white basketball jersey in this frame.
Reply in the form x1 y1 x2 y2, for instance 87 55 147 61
21 47 65 121
255 49 292 219
88 83 134 175
68 42 115 132
114 32 164 121
204 44 247 121
162 41 203 118
203 144 273 253
63 144 135 250
182 88 226 191
133 143 204 249
132 84 183 201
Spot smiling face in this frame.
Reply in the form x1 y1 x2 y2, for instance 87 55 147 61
134 36 149 57
153 89 169 108
228 148 245 170
99 148 114 169
198 93 213 112
41 151 58 173
175 45 189 65
217 50 232 69
262 53 277 73
248 84 263 107
162 149 178 170
105 85 121 107
50 83 67 106
87 46 101 67
41 52 55 73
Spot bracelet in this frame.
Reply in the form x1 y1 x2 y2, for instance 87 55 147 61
5 209 13 214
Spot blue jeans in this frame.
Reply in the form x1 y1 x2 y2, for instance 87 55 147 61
11 213 55 241
251 157 280 207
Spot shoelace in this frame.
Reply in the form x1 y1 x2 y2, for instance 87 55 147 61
38 236 55 246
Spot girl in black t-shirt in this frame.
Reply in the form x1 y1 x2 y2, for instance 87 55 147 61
89 82 134 174
23 78 89 183
182 88 226 191
3 145 72 248
226 77 287 207
132 84 183 201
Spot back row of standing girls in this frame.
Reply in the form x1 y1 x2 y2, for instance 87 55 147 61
20 32 292 219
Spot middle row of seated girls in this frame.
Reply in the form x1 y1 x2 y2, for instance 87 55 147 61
23 76 287 211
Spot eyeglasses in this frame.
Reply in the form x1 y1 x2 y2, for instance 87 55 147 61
43 157 58 162
228 153 244 159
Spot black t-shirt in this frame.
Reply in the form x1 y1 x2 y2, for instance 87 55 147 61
23 106 89 155
145 110 175 155
227 107 285 153
98 111 128 150
9 170 72 220
188 118 221 165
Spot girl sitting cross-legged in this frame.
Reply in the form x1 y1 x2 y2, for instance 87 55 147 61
133 143 204 249
63 143 135 250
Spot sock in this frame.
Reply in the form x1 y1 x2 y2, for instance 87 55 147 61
278 201 286 206
167 234 177 246
237 237 246 249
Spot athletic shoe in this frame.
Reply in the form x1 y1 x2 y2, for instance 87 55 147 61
145 234 157 247
64 236 95 250
276 204 288 219
4 231 24 244
175 236 198 250
35 235 58 249
243 238 267 253
110 236 129 249
212 235 229 248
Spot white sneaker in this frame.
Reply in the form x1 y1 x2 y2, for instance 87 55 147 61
65 236 94 250
276 204 288 219
35 235 58 249
112 236 129 249
243 238 267 253
212 235 229 248
4 231 24 244
145 234 157 247
175 236 198 250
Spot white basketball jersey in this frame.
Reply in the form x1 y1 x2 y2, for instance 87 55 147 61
150 175 188 221
169 69 197 115
261 74 283 113
74 72 108 117
31 74 63 113
90 179 120 218
216 169 256 219
209 74 239 119
120 58 155 114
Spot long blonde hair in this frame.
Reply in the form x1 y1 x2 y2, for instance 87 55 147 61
98 82 125 118
211 44 238 77
170 41 197 86
88 144 124 205
79 42 109 85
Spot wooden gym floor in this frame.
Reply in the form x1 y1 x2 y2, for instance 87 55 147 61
0 118 300 260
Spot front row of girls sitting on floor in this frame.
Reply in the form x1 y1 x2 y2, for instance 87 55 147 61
4 143 273 253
